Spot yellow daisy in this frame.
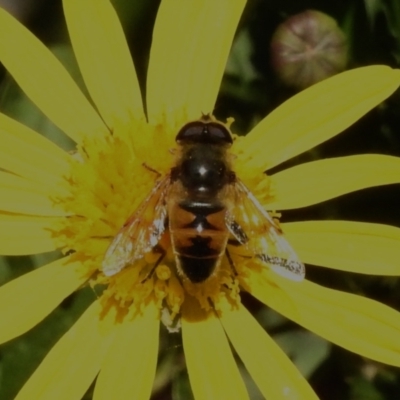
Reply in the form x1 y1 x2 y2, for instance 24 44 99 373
1 0 400 399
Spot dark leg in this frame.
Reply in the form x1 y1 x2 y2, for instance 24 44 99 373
141 245 167 283
225 248 238 276
142 162 161 178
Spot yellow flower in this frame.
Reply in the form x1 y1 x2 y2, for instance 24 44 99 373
1 0 400 399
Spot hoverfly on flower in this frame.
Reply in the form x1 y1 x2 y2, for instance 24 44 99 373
103 116 304 283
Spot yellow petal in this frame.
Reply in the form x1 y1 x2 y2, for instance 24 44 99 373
63 0 144 127
283 221 400 275
220 301 318 400
245 270 300 323
94 302 159 400
181 296 249 400
275 277 400 367
235 66 400 172
0 113 70 186
250 270 400 367
269 155 400 209
0 256 87 344
0 213 61 255
16 302 110 400
0 171 68 216
0 8 107 143
147 0 246 128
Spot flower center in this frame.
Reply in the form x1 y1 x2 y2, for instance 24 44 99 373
55 118 272 327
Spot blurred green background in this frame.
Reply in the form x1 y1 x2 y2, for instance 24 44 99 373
1 0 400 399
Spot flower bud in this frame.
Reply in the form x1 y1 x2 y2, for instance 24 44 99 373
271 10 347 89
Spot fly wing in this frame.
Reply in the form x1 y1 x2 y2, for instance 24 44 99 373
225 179 305 281
102 176 170 276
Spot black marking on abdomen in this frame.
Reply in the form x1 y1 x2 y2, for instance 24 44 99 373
179 255 218 283
177 235 219 257
179 201 225 231
183 214 217 230
179 201 224 215
176 236 221 282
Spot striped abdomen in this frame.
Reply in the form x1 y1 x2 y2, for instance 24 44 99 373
168 200 229 283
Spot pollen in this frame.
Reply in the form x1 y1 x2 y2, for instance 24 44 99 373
156 264 172 280
53 120 169 296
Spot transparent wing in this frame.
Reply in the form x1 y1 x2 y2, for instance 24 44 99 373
225 179 305 281
102 175 170 276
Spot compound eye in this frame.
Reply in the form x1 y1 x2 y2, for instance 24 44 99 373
176 122 204 143
207 123 233 144
176 121 233 144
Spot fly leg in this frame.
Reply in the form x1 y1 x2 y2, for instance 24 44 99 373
141 244 167 283
225 246 238 277
226 236 253 276
142 162 161 178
